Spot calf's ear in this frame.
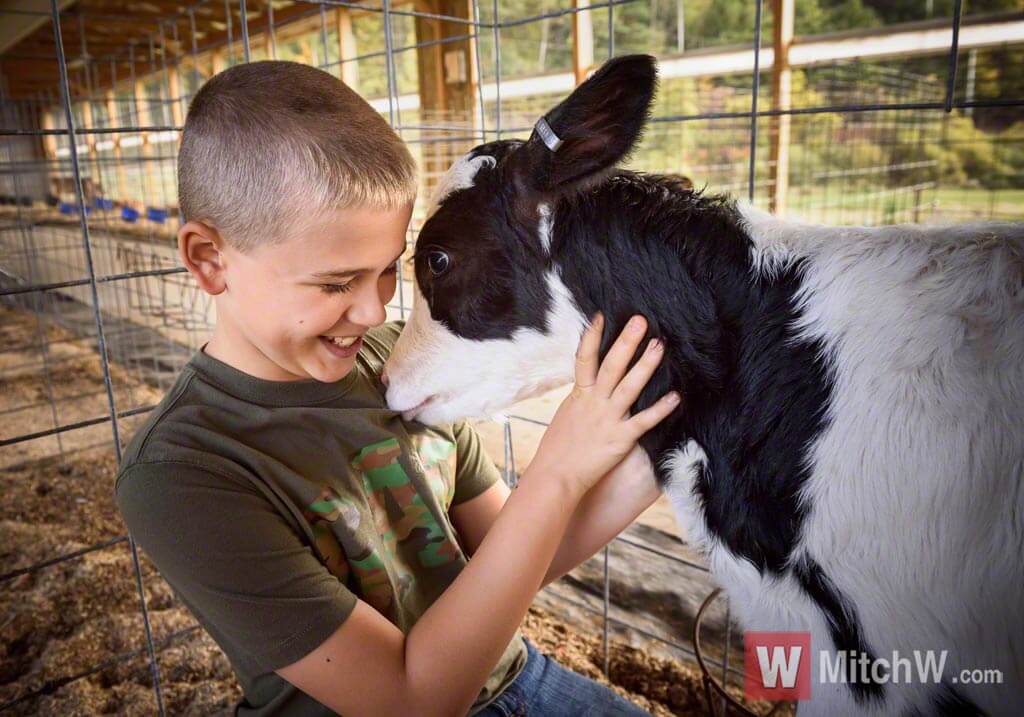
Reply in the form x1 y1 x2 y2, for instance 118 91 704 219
513 54 657 194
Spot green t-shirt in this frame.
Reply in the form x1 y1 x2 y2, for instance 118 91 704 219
115 322 527 715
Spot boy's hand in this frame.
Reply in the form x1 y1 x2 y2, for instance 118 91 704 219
528 313 680 498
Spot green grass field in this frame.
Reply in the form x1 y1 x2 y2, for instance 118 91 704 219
928 188 1024 221
781 186 1023 225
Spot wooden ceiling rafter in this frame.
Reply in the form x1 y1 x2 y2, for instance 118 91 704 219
1 0 416 100
3 0 205 98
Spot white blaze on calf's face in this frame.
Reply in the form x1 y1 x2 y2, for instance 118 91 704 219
385 273 587 425
424 152 495 219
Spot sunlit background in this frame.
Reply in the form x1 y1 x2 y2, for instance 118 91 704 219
1 1 1021 713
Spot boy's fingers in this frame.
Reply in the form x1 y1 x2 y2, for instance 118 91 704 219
611 337 665 408
574 313 603 388
596 315 648 394
628 391 682 436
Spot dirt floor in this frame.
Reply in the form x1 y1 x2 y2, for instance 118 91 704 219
0 304 789 716
0 302 166 470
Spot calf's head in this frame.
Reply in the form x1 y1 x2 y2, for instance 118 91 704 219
384 55 658 424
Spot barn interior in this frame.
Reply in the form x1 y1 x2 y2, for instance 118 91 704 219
1 0 1022 713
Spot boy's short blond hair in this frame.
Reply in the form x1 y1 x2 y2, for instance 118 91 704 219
178 60 417 251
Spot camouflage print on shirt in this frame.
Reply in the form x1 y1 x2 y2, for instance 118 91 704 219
300 434 463 620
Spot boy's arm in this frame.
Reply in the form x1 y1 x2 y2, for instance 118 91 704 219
450 443 661 587
543 443 660 586
278 315 679 717
278 467 581 717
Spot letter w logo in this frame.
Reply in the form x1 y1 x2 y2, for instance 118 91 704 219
744 631 811 700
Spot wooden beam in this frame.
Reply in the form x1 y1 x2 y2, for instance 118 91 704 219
211 47 225 74
8 0 305 100
2 0 421 99
768 0 793 215
571 0 593 86
337 8 358 88
79 95 115 201
0 0 76 56
40 108 58 161
166 58 184 126
413 0 476 194
133 76 151 203
265 0 276 59
105 88 128 200
80 95 99 155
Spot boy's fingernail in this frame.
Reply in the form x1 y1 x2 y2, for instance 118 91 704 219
666 391 681 404
649 338 663 352
629 316 645 332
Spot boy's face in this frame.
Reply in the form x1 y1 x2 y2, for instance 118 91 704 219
217 202 413 383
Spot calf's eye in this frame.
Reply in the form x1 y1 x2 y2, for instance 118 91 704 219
427 250 451 276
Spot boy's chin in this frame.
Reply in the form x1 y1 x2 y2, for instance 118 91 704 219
305 353 357 384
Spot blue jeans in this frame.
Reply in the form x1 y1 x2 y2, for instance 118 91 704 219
476 640 652 716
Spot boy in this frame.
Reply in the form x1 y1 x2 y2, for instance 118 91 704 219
115 61 680 716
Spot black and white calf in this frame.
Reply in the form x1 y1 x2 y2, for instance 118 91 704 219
383 55 1024 716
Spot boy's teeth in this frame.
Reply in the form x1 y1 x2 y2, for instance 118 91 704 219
326 336 358 348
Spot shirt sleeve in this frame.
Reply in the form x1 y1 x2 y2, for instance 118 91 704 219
451 420 504 505
115 461 357 675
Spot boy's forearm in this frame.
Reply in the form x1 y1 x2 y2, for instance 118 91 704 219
542 448 661 588
401 462 582 717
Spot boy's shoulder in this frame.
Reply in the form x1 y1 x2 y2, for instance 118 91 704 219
359 320 404 373
116 320 407 484
115 358 209 485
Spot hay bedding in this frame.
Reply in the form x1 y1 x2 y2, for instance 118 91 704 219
0 451 241 715
0 306 785 716
2 451 728 716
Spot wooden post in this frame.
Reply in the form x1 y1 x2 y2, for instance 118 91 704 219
337 9 359 88
299 36 313 65
167 63 184 127
265 24 275 58
80 98 100 199
571 0 593 85
106 89 128 201
80 100 97 156
40 107 58 161
768 0 793 215
134 77 152 205
40 109 59 201
413 0 476 195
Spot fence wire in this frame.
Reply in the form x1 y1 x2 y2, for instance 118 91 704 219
1 0 1023 714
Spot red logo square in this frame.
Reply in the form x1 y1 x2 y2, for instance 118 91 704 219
744 631 812 700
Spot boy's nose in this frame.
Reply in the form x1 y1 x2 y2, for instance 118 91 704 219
347 291 388 328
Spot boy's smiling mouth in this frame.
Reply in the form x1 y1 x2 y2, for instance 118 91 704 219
320 334 363 359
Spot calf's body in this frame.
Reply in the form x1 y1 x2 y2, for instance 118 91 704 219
383 56 1024 715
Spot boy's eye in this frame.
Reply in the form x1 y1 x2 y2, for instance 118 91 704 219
319 263 397 294
320 282 353 294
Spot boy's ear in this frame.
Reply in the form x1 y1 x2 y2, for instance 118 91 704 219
511 54 658 195
178 220 228 295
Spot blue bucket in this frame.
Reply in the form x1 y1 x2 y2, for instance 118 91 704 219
146 207 168 224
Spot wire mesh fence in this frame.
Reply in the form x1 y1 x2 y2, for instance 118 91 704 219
1 0 1023 713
